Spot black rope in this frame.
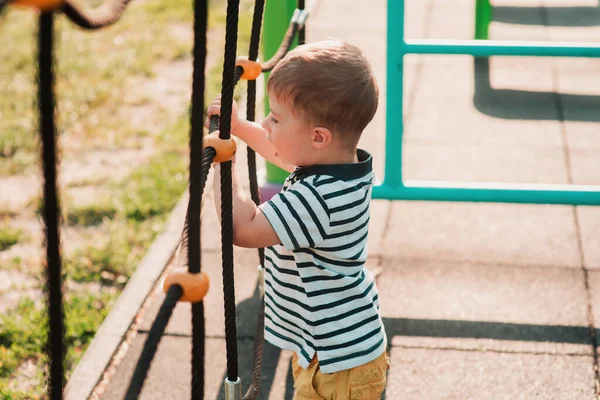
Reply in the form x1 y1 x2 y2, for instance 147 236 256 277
124 285 183 400
39 12 65 400
61 0 133 30
219 0 241 383
188 0 208 396
241 0 266 398
126 150 214 399
188 148 212 399
220 160 238 383
219 0 240 141
246 1 264 266
260 22 299 72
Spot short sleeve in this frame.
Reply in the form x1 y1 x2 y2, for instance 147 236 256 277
259 180 330 251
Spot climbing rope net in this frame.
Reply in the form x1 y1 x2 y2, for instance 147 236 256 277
1 0 309 398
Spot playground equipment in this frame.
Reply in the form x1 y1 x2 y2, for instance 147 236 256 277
375 0 600 205
2 0 307 398
5 0 600 397
474 0 493 40
259 0 303 199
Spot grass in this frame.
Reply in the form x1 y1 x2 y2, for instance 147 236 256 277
64 142 189 284
0 0 255 396
0 0 253 176
0 291 116 399
0 0 195 175
0 227 22 251
66 202 117 226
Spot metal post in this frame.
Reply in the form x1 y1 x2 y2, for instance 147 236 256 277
224 377 242 400
382 0 406 189
474 0 492 40
261 0 297 200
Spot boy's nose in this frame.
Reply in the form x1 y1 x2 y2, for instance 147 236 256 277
261 117 269 131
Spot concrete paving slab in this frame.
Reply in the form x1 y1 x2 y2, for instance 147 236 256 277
376 259 591 354
404 0 433 38
311 0 431 40
414 56 557 100
306 0 386 36
402 142 569 184
489 57 557 92
588 271 600 333
568 147 600 185
489 19 551 42
366 199 390 258
98 335 295 400
555 61 600 132
140 246 261 337
384 201 581 267
428 2 476 40
564 121 600 152
578 207 600 269
428 0 550 42
556 60 600 96
405 96 562 147
554 56 600 78
544 6 600 42
385 347 596 399
404 63 564 148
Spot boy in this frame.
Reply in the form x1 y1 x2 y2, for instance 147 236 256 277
209 40 388 399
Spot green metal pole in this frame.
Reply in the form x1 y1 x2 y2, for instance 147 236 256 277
474 0 492 40
262 0 297 188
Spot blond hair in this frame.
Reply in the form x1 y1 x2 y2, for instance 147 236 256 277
267 40 379 149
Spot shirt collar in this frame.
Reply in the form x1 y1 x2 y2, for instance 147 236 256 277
290 149 373 182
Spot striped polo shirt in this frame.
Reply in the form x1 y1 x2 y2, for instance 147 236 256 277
258 149 386 374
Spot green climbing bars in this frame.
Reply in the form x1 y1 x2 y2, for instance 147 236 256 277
375 0 600 205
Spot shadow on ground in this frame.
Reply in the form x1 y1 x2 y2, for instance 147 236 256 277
492 5 600 28
473 58 600 122
214 284 597 400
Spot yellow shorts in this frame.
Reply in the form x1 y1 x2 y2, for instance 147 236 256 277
291 351 390 400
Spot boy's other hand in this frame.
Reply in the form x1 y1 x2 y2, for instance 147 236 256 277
205 94 240 134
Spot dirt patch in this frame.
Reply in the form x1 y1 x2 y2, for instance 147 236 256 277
0 175 41 212
9 359 41 394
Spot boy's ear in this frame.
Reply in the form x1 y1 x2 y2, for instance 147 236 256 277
311 126 333 150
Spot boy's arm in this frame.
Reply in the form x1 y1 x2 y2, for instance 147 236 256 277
205 96 294 173
212 161 281 248
233 119 294 173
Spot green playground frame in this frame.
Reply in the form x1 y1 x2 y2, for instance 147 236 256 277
475 0 493 40
372 0 600 204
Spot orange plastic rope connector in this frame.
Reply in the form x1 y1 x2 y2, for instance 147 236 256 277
163 269 210 302
236 57 262 80
12 0 64 11
204 133 237 162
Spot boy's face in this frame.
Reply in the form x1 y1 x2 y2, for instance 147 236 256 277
262 92 314 167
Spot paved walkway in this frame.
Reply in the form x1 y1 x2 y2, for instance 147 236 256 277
96 0 600 398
